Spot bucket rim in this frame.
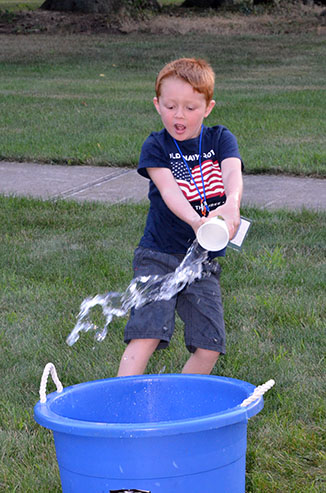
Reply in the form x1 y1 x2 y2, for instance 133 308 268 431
34 374 264 438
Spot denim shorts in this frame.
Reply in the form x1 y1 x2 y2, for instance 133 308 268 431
124 247 225 354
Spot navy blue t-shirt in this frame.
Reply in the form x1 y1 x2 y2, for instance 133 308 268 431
138 125 242 257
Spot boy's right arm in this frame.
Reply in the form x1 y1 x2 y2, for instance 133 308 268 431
147 167 205 234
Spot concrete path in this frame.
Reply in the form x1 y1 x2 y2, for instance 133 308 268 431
0 161 325 211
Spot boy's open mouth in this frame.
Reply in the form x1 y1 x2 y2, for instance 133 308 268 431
175 124 186 132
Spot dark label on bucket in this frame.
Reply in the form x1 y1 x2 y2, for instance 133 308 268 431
110 490 151 493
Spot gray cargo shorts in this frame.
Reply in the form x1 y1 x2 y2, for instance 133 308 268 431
124 247 226 354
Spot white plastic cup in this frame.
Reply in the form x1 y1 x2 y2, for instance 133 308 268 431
196 217 229 251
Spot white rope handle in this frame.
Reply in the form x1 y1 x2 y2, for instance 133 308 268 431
240 379 275 407
39 362 63 403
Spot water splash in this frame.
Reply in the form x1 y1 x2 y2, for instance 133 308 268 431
66 241 208 346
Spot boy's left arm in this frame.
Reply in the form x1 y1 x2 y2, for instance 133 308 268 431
209 157 243 240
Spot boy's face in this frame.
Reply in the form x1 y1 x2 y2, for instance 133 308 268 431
153 76 215 141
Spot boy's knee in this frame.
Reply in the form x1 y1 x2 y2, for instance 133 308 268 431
129 338 160 353
195 347 220 363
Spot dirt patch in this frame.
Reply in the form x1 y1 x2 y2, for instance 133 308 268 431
0 3 325 36
0 10 116 34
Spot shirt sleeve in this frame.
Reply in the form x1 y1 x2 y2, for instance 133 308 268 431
216 127 242 165
137 132 170 179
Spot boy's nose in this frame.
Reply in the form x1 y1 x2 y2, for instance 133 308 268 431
174 106 184 118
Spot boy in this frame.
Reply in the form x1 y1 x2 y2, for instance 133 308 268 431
117 58 243 376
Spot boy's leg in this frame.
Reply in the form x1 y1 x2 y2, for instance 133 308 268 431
118 248 179 377
177 260 225 375
117 338 160 376
182 348 220 375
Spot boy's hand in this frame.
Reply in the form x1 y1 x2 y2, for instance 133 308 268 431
209 198 240 240
190 215 207 235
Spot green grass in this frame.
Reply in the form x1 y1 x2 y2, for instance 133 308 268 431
0 0 41 10
0 31 325 174
0 195 325 491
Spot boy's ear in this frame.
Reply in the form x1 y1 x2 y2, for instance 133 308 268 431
153 97 161 115
204 99 216 118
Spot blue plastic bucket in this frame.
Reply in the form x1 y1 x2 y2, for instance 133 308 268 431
34 374 264 493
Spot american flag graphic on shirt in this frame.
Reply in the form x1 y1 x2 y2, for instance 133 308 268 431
172 158 225 203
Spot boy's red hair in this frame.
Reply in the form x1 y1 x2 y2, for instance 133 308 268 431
155 58 215 105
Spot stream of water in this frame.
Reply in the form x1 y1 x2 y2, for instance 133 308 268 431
66 241 208 346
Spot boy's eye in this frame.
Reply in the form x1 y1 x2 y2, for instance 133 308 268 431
187 107 194 111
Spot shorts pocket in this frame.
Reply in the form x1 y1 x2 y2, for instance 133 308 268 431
203 260 222 279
